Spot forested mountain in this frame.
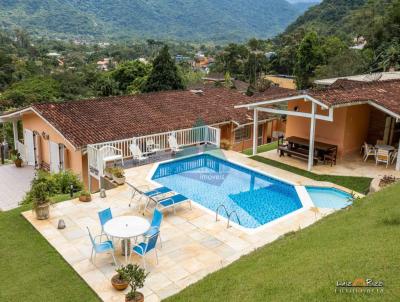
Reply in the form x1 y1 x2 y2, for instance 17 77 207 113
0 0 316 42
283 0 393 40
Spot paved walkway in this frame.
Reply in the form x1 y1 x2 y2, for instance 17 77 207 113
0 164 35 211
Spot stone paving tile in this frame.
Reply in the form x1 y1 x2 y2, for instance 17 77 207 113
21 150 345 301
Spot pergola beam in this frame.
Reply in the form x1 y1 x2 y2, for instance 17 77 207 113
256 107 334 122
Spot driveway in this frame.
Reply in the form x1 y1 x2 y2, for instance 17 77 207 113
0 164 35 211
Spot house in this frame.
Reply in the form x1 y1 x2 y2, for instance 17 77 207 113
0 87 290 190
264 75 297 89
96 58 112 71
236 79 400 171
314 71 400 87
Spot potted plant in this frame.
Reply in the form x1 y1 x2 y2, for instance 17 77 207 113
32 182 51 220
112 167 126 185
111 265 129 291
125 264 148 302
79 190 92 202
11 152 23 167
104 167 114 179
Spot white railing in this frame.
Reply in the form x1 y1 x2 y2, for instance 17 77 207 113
88 125 221 179
16 140 25 162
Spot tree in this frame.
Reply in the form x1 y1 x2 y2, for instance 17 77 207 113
294 32 323 89
142 46 185 93
112 60 151 93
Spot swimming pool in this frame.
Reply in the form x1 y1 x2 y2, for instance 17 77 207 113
151 154 304 229
306 186 353 209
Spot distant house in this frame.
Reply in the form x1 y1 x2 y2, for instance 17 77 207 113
46 52 61 58
0 87 289 190
264 75 297 89
96 58 112 71
314 71 400 87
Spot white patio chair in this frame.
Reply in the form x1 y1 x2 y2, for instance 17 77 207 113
129 143 148 165
146 139 160 153
363 142 376 162
99 145 124 166
375 149 390 168
391 149 398 164
168 135 183 153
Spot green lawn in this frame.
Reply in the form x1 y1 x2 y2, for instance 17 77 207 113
0 205 99 302
250 155 372 194
167 183 400 302
242 141 278 156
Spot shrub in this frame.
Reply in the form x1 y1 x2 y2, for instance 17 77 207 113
52 170 83 194
21 170 83 205
31 182 50 209
125 264 148 301
113 167 125 178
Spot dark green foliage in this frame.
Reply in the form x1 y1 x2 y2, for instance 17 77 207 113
111 60 151 93
142 46 184 93
0 0 315 42
294 32 323 89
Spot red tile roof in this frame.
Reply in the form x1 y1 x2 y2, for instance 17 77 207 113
308 79 400 115
30 87 292 148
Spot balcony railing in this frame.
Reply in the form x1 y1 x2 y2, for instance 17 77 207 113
87 125 221 179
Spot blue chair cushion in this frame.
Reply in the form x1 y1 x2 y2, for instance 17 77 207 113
145 186 172 197
95 240 114 253
132 242 147 256
159 194 188 207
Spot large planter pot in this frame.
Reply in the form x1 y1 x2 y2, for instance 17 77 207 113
35 202 50 220
14 159 22 168
125 292 144 302
79 195 92 202
111 275 129 291
113 175 126 185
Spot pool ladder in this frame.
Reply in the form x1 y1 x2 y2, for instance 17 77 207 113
215 204 241 228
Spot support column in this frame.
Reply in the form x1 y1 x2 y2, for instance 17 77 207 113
252 109 258 156
308 103 316 171
12 120 18 150
396 138 400 171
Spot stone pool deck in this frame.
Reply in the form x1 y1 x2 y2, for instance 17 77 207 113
23 150 341 301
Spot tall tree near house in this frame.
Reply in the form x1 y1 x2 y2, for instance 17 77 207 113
294 31 323 89
142 45 185 92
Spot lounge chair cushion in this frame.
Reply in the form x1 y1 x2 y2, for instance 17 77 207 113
144 187 172 197
159 194 188 208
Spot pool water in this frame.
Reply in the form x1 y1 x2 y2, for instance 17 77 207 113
306 186 353 209
152 154 303 229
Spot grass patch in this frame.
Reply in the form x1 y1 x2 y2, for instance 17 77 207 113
0 206 99 302
242 141 278 156
250 155 372 194
166 183 400 302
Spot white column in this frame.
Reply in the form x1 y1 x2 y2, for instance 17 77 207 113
252 109 258 156
308 103 316 171
12 120 18 149
396 138 400 171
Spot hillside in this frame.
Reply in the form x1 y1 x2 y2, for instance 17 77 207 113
0 0 316 42
283 0 394 40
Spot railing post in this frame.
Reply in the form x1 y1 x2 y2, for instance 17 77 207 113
216 128 221 148
205 126 209 145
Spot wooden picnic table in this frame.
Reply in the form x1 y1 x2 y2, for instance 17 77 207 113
286 136 338 153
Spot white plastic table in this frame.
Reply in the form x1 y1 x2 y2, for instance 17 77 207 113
103 216 150 263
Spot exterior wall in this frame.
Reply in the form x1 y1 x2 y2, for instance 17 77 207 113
285 100 372 158
21 112 85 180
264 75 296 89
342 104 371 155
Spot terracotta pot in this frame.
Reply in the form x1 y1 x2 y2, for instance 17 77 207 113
125 292 144 302
79 195 92 202
14 159 22 168
111 274 129 291
113 176 126 185
35 202 50 220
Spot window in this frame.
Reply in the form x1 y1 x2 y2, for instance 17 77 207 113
235 126 251 142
